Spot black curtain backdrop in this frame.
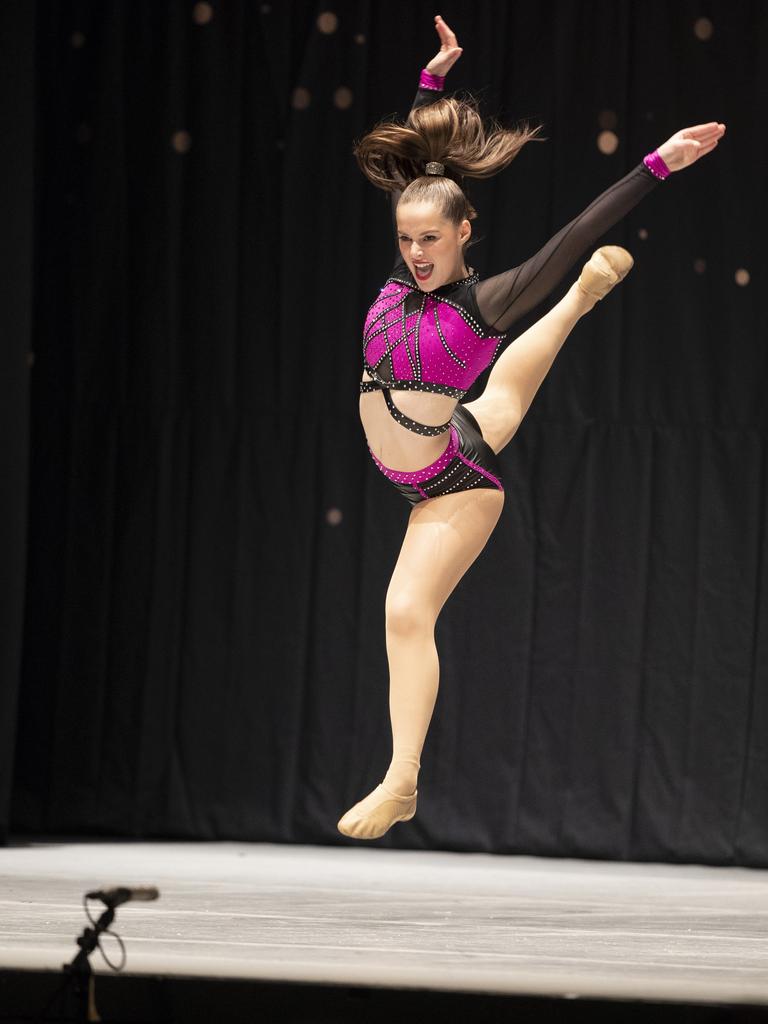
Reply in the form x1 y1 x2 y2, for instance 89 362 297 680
4 0 766 863
0 0 34 845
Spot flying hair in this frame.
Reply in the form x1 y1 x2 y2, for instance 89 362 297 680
352 91 546 247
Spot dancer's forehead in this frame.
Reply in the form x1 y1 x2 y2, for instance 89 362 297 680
396 201 448 234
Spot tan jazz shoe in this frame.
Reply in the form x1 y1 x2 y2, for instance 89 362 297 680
337 782 418 840
577 245 634 301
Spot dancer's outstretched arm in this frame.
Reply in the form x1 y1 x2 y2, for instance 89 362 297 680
474 122 725 334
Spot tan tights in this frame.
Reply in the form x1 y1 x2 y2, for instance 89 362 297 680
339 280 599 835
383 281 598 795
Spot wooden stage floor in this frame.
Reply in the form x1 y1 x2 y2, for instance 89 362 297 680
1 840 766 1006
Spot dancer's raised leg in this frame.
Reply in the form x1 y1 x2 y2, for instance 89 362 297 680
465 245 633 454
337 487 504 839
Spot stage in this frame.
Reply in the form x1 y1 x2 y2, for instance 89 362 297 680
1 839 767 1021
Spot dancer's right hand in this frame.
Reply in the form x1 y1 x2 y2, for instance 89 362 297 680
425 14 463 77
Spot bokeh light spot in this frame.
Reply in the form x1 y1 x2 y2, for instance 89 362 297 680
694 17 713 41
326 507 343 526
172 130 192 153
292 87 311 109
598 110 617 130
260 3 271 13
693 258 707 274
192 2 213 25
638 228 649 241
317 11 338 33
735 268 750 286
334 86 353 109
70 30 85 48
354 33 366 44
597 130 619 155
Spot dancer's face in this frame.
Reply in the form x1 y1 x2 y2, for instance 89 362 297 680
396 201 471 291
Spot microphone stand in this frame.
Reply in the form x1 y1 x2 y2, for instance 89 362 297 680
37 887 158 1022
38 904 115 1022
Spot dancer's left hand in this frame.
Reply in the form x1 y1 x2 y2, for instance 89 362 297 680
425 14 463 77
656 122 726 172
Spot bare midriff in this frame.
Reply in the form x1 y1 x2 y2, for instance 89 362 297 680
359 368 456 471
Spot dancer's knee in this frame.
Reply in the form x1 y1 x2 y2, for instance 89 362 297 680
385 589 436 638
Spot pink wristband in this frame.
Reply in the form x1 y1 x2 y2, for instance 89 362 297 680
643 149 671 180
419 68 445 91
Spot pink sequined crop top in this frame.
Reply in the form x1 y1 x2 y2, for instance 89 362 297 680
360 69 670 437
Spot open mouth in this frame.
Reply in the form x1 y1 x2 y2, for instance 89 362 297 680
414 262 434 282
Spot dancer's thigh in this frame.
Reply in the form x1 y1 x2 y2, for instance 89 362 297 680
386 488 504 623
462 388 522 455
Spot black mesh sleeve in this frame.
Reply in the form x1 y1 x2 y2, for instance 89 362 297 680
473 162 662 334
389 80 446 268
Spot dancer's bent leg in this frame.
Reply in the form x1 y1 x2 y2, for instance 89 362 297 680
337 488 504 839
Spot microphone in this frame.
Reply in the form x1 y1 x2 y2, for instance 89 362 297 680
85 886 160 907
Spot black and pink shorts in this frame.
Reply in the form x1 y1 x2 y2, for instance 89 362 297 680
368 404 504 507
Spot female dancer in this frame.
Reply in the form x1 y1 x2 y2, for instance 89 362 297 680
338 15 724 840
